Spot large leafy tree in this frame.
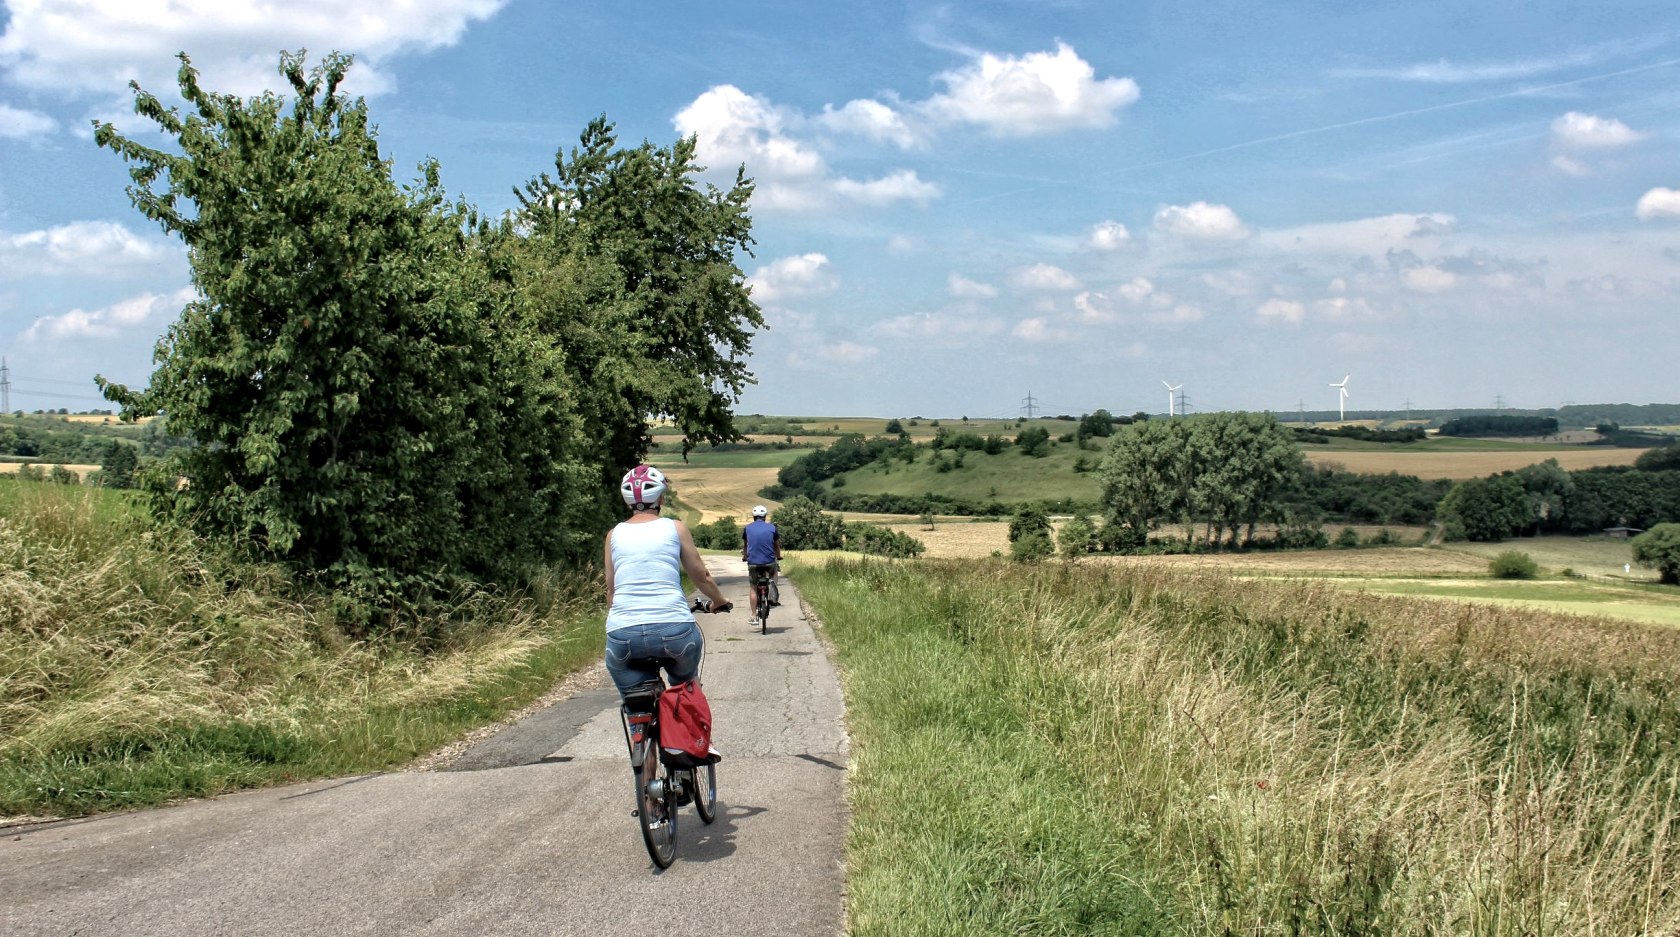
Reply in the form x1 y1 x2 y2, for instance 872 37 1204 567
1632 523 1680 585
1099 412 1303 549
1438 475 1530 542
507 118 762 483
92 53 599 585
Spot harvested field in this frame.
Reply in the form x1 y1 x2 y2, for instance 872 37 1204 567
1304 447 1643 478
870 518 1009 559
1107 546 1489 576
0 463 99 476
655 465 780 522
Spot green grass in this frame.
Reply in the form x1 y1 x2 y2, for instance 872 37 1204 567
828 442 1103 504
1337 577 1680 627
0 480 603 817
799 556 1680 935
645 445 812 469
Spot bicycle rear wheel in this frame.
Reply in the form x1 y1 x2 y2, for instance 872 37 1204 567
691 763 717 824
636 744 677 868
758 582 770 633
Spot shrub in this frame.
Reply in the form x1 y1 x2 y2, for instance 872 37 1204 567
690 516 740 551
1011 530 1054 562
1365 528 1400 546
844 522 926 559
1058 516 1095 557
1489 550 1540 579
776 497 846 550
1335 527 1360 548
1009 506 1051 544
1632 523 1680 585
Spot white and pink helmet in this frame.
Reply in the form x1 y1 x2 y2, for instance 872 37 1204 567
620 464 669 508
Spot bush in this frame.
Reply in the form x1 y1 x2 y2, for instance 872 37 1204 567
1632 523 1680 585
1489 550 1540 579
1011 530 1054 562
1058 516 1095 557
690 516 740 551
1009 506 1051 544
844 522 926 559
1365 528 1400 546
1334 527 1360 548
775 497 846 550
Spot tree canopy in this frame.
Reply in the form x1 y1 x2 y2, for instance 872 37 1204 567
93 52 761 595
1633 524 1680 585
1098 412 1303 549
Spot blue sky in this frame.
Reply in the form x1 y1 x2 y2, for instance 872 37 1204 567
2 1 1677 419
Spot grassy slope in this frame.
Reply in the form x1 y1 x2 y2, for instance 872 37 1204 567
800 557 1680 936
0 482 603 817
828 442 1103 503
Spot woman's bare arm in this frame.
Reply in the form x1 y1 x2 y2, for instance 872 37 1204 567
602 531 616 606
675 521 731 608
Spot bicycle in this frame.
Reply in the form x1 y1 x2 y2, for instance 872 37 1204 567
749 565 775 634
619 659 720 868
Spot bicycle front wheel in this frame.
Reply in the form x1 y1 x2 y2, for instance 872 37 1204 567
636 746 677 868
692 763 718 824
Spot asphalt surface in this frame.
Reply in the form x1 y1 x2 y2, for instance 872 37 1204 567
0 558 849 937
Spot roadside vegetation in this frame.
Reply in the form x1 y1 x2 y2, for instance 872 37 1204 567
800 556 1680 935
0 483 602 817
2 50 760 817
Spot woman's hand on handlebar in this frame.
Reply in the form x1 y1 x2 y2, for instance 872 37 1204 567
710 600 733 613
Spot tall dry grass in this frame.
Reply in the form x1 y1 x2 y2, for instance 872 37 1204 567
800 557 1680 935
0 481 601 816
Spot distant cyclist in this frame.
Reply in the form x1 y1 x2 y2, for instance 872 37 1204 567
603 465 731 701
741 504 782 622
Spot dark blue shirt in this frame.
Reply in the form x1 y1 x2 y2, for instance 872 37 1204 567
743 520 779 566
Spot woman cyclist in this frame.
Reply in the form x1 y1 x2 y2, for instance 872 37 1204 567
603 465 732 700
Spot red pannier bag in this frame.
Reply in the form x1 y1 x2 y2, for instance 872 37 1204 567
659 680 718 767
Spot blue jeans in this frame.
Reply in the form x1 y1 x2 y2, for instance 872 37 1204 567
604 619 705 697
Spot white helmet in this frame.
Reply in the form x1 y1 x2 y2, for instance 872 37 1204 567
620 464 669 507
751 505 768 518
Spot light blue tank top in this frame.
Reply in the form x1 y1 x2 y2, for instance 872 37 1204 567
606 517 695 633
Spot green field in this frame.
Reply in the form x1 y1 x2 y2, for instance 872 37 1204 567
799 557 1680 935
825 442 1102 503
646 444 812 469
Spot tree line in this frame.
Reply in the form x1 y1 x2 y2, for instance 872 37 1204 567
91 52 760 602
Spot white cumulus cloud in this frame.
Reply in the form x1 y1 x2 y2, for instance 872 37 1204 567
1402 265 1458 292
1551 111 1645 149
20 287 195 343
1153 201 1250 241
1256 298 1306 326
0 102 56 139
0 0 507 97
1084 220 1131 251
1636 187 1680 221
819 98 920 149
875 310 1004 342
923 43 1139 137
832 169 940 206
948 273 997 299
2 221 175 278
676 85 938 211
748 253 839 304
1012 316 1071 342
1551 154 1591 177
1011 263 1081 291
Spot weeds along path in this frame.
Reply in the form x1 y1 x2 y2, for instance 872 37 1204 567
0 558 848 937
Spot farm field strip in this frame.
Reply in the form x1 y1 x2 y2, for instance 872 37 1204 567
1303 447 1643 478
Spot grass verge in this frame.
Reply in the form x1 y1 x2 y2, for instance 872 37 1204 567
797 556 1680 935
0 482 602 817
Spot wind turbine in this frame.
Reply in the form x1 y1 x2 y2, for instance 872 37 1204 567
1162 380 1182 418
1330 374 1350 423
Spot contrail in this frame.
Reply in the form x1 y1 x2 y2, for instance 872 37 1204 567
1105 56 1680 175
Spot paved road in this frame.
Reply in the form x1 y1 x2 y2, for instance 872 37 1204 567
0 558 848 937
